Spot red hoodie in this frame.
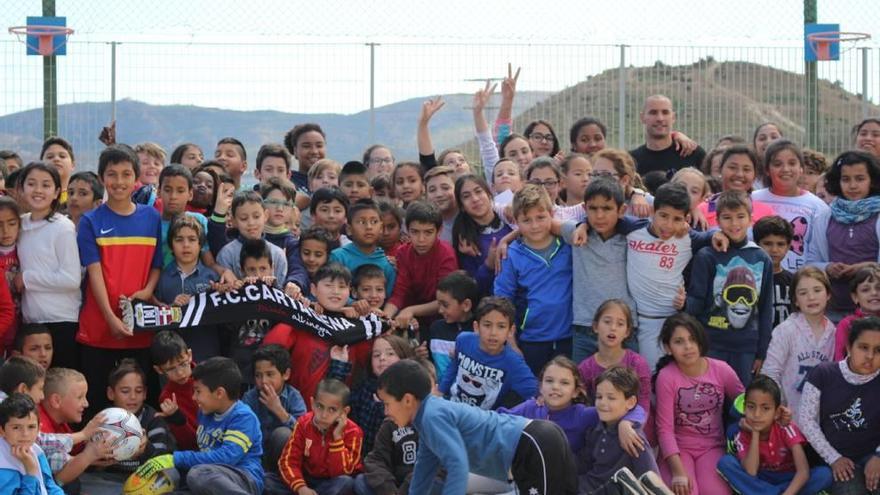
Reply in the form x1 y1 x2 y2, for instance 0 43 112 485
263 323 372 408
277 411 363 492
159 371 198 450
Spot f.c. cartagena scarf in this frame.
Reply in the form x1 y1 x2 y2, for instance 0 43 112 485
120 282 387 346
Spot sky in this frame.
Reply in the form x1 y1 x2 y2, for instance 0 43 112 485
2 0 879 116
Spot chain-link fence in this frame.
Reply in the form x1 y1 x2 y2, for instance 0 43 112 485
2 39 878 171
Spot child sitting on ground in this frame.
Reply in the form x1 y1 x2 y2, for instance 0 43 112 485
150 331 198 450
0 393 64 494
133 357 264 495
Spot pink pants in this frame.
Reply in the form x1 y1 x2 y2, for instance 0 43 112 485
659 446 731 495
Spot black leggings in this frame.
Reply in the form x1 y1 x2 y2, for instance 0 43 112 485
511 419 578 495
45 321 79 370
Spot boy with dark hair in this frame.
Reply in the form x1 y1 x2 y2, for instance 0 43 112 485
754 215 795 329
309 187 350 250
419 270 479 378
339 161 373 203
352 264 387 311
439 296 537 410
495 185 572 374
242 344 306 467
151 330 198 450
0 393 65 494
13 323 54 370
134 357 264 495
562 178 643 363
625 181 726 370
579 366 669 495
215 137 248 191
423 165 458 245
155 214 222 363
330 198 396 297
264 263 375 405
718 375 832 495
687 190 774 386
378 359 577 495
254 143 292 187
385 200 458 329
217 191 308 296
0 356 45 402
66 170 103 228
78 143 163 420
272 378 365 495
260 178 306 287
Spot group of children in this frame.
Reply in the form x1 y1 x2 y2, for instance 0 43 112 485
0 86 879 495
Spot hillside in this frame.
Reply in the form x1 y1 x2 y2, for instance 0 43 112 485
458 58 879 160
0 92 549 174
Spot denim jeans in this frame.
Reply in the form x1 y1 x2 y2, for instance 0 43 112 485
717 453 832 494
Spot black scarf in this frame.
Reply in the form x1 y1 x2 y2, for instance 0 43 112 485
120 282 387 346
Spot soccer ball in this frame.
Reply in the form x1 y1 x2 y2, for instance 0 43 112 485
123 469 179 495
92 407 143 461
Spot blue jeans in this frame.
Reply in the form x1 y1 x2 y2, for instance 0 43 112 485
265 473 363 495
519 337 572 376
717 453 832 495
572 325 639 364
708 349 756 387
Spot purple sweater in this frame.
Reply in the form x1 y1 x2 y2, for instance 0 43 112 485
578 350 652 416
456 220 513 297
498 399 646 455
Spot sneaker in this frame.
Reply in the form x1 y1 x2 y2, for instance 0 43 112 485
612 467 650 495
638 471 675 495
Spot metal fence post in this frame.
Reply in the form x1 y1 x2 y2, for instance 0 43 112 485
111 41 118 125
618 44 627 149
367 42 378 144
862 47 871 119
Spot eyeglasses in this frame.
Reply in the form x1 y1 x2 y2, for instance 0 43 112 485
369 157 394 165
589 171 620 179
263 198 293 209
159 359 191 376
529 133 555 143
353 218 381 227
528 179 559 188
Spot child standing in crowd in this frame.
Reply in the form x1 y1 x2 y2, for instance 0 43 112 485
329 199 396 298
217 191 290 286
654 313 744 495
392 162 425 207
65 171 103 229
833 264 880 360
309 187 350 250
260 177 308 292
577 300 652 415
339 160 373 204
424 165 458 244
77 145 162 419
752 140 830 273
419 271 480 379
687 190 774 386
297 226 332 294
761 267 836 418
16 162 80 371
754 215 795 329
351 264 387 312
807 150 880 320
215 137 248 191
253 143 292 189
377 200 405 259
558 153 592 207
453 175 513 297
495 185 572 374
385 201 458 330
439 297 537 410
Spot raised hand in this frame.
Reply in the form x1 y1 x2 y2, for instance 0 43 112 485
473 79 497 113
419 96 445 124
501 63 521 103
157 393 179 418
330 344 350 362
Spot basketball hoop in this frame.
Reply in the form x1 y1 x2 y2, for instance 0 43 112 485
8 25 74 56
807 31 871 61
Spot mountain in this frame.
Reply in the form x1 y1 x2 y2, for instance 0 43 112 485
455 58 879 160
0 92 550 174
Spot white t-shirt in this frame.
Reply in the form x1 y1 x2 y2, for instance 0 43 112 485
751 189 830 272
626 226 694 317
